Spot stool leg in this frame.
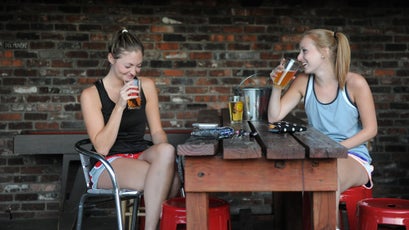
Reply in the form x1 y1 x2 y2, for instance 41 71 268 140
131 196 140 230
339 202 349 230
121 200 127 228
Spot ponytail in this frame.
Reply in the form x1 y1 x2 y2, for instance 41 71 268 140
333 31 350 89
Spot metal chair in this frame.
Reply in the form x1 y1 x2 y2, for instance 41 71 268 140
75 138 143 230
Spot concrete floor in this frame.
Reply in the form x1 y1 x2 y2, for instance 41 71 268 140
1 214 406 230
0 213 275 230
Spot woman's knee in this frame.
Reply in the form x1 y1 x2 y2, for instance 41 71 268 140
159 142 175 152
154 143 176 162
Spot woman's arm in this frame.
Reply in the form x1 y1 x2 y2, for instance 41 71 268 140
80 83 128 155
268 74 308 122
142 77 168 144
340 73 378 149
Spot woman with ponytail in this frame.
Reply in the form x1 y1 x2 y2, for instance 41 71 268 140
268 29 377 228
80 28 180 230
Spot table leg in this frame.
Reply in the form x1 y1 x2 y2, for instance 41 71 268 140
312 191 336 230
186 192 209 230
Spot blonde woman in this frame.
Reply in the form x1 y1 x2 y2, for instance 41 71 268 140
268 29 377 228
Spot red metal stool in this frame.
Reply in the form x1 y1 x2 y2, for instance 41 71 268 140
339 186 373 230
357 198 409 230
160 197 231 230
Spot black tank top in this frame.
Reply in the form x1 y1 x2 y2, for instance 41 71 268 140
94 79 152 155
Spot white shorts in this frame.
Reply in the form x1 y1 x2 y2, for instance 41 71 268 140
348 153 374 189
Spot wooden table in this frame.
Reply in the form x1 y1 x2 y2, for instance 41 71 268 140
177 109 347 230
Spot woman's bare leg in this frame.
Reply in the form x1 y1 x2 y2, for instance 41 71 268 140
97 142 179 230
336 156 369 227
137 143 178 230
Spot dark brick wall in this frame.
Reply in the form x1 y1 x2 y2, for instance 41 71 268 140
0 0 408 219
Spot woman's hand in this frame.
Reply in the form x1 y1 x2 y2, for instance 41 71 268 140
269 67 282 82
119 80 140 109
270 58 299 89
270 58 285 88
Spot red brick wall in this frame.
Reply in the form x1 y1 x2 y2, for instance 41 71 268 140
1 0 408 219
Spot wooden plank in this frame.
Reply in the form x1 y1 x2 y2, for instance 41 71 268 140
176 109 220 156
312 191 337 229
220 108 262 159
292 126 348 159
223 120 262 159
250 121 305 159
177 136 219 156
223 137 262 159
186 192 209 230
184 156 337 192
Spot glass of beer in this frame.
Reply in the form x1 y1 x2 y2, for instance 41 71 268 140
127 78 141 109
228 96 243 123
272 58 301 88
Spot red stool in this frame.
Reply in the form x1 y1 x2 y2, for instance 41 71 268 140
357 198 409 230
160 197 231 230
339 186 373 230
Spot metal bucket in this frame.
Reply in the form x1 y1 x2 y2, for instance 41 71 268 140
233 74 271 121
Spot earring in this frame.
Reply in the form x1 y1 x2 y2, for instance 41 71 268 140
321 55 325 59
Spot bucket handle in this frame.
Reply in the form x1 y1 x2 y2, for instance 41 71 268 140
233 73 272 96
237 73 258 88
237 73 272 88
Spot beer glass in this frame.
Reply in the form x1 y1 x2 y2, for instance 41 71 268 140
229 96 243 123
272 58 301 88
127 78 141 109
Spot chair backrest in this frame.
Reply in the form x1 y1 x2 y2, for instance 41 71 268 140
79 153 93 189
75 139 97 189
76 138 123 192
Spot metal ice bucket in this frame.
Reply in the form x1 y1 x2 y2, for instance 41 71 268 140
233 74 271 121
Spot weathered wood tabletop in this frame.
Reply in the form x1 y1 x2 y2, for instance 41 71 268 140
177 109 348 230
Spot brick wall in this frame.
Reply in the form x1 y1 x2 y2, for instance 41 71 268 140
0 0 408 219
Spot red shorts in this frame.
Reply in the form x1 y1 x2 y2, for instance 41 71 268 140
94 153 142 167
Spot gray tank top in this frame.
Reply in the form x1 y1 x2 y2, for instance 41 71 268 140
304 75 371 162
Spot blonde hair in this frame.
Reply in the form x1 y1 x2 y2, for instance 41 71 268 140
303 29 351 89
